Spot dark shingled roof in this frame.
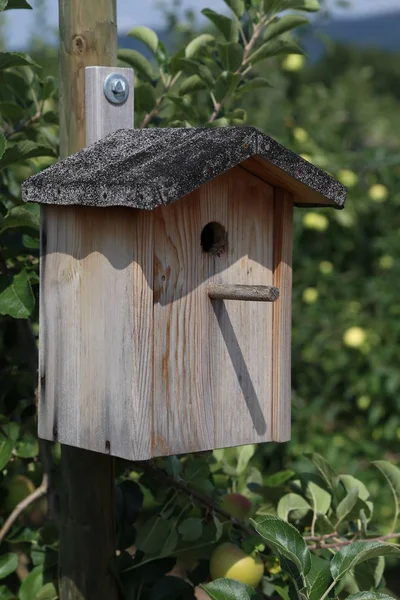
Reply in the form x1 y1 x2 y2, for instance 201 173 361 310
22 126 346 210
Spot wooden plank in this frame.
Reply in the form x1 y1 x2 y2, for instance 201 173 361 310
57 1 120 599
40 205 153 460
152 187 214 456
152 167 274 455
272 188 294 442
240 157 336 207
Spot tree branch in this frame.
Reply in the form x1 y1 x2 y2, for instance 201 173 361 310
0 475 48 546
133 461 255 538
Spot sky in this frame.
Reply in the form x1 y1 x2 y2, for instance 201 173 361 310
5 0 400 50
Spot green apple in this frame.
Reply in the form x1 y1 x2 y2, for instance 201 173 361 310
357 396 371 411
210 542 264 587
319 261 333 275
293 127 309 144
379 255 393 270
303 288 318 304
303 212 329 232
220 493 252 520
282 54 305 72
343 326 366 348
368 184 388 203
338 169 358 188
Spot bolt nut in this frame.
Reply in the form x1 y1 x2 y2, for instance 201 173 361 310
104 72 130 105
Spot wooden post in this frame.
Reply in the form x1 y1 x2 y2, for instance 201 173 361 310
58 1 120 599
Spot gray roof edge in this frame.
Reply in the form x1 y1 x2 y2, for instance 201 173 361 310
21 126 347 209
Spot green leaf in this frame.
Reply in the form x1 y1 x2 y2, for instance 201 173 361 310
214 72 241 102
128 26 159 54
0 52 38 69
340 475 373 512
0 269 35 318
0 554 18 580
0 133 5 161
223 0 245 18
15 432 39 458
277 494 310 522
135 516 173 555
0 102 25 121
264 15 309 43
306 480 331 516
176 58 215 88
179 75 207 96
0 140 55 168
2 0 32 8
230 108 247 125
252 515 311 578
248 39 303 65
330 541 400 582
305 555 332 600
34 583 58 600
236 445 256 474
218 42 243 71
202 579 260 600
373 460 400 530
0 585 16 600
19 566 43 600
0 435 14 470
346 594 395 600
281 0 320 11
264 470 295 488
178 518 203 542
336 487 359 524
1 204 40 234
307 453 337 491
135 83 157 113
185 34 215 59
201 9 239 42
354 556 385 593
236 77 271 98
118 49 153 82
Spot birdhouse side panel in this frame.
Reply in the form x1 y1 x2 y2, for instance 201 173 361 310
152 167 275 456
39 205 154 460
272 188 293 442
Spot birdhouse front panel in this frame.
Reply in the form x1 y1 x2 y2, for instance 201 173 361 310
152 167 275 456
22 126 346 460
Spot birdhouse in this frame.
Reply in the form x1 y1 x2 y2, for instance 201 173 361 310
22 126 346 460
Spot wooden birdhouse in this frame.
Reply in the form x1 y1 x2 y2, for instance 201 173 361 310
22 126 346 460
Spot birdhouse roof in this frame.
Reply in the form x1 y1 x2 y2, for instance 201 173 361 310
22 126 346 209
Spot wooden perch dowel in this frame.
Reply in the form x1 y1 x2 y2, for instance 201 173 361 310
207 284 279 302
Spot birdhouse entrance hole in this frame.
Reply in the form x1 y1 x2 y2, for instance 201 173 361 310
201 222 227 256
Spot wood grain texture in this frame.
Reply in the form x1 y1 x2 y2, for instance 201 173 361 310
272 188 294 442
152 167 274 455
40 205 153 460
240 157 336 207
57 1 119 599
58 0 117 159
207 284 279 302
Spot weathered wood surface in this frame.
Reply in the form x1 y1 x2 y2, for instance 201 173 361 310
272 188 294 442
56 0 120 599
40 205 153 459
207 283 279 302
152 167 275 454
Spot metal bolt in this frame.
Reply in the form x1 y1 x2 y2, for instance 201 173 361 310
104 72 130 105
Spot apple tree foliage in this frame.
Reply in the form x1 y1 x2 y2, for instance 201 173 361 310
1 0 400 598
